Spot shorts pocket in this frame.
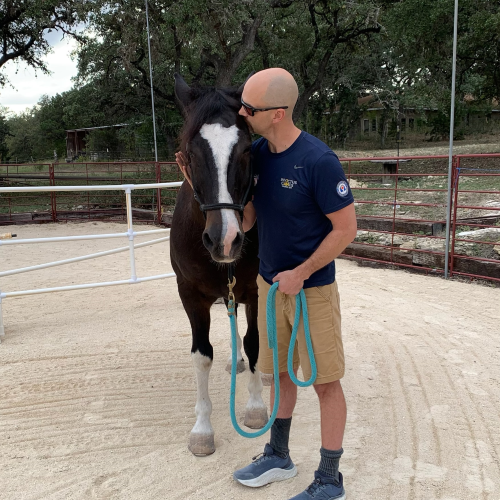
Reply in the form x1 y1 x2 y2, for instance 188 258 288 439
314 285 331 303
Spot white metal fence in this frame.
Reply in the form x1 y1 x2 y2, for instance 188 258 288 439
0 182 182 340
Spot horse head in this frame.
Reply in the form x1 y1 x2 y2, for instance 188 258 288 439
175 73 253 263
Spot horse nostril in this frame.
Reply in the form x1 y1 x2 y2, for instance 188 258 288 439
232 232 243 249
203 231 214 251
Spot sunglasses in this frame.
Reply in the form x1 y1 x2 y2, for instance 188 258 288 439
241 98 289 117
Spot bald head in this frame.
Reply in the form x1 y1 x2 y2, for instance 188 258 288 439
244 68 298 118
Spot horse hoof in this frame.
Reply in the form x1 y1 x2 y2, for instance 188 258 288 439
261 373 273 386
244 407 269 429
225 359 246 374
188 433 215 456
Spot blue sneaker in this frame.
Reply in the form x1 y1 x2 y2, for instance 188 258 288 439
233 443 297 488
288 470 346 499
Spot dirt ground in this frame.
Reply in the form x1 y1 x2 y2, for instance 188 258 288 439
1 222 499 500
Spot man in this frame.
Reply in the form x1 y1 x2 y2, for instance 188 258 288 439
177 68 356 500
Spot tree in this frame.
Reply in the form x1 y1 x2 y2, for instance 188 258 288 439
0 107 11 161
260 0 382 121
77 0 382 126
0 0 89 86
4 108 41 160
380 0 500 137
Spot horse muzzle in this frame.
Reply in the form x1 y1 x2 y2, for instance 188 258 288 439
203 210 244 262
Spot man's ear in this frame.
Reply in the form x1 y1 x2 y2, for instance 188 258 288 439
174 73 192 113
272 109 287 123
237 71 255 96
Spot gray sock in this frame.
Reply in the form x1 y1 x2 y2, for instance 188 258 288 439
318 447 343 481
269 417 292 458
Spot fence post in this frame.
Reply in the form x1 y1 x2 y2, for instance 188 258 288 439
49 163 57 222
155 162 162 225
389 158 400 264
125 187 137 282
449 156 461 277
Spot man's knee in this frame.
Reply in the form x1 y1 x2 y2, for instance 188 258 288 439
314 379 342 398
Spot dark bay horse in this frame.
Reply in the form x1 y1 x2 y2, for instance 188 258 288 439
170 74 268 456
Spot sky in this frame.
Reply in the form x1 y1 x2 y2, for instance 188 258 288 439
0 30 79 115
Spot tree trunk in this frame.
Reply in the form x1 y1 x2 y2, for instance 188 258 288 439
213 16 263 87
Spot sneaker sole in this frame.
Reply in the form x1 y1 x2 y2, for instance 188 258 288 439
234 464 298 488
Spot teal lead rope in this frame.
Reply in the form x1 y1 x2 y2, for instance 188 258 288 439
286 287 318 387
229 281 317 438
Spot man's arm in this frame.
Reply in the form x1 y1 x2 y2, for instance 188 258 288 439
273 203 357 295
242 201 257 232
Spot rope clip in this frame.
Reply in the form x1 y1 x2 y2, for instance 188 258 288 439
227 276 236 315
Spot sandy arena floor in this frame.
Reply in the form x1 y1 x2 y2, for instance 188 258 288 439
0 222 499 500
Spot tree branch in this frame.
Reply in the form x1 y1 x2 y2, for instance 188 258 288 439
0 35 37 68
129 48 175 102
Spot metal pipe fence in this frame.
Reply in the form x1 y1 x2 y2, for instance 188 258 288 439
0 162 182 226
0 181 181 340
1 155 499 284
341 154 500 283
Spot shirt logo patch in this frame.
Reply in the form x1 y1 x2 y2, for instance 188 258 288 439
281 178 297 189
337 181 349 197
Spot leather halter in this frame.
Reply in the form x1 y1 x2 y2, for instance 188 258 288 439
188 151 253 217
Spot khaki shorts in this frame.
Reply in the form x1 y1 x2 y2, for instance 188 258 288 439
257 275 345 385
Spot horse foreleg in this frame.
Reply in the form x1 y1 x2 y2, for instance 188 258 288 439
224 302 245 374
180 288 216 456
243 302 268 429
190 350 215 456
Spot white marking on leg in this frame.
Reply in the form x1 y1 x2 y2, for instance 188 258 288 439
191 351 214 436
246 367 266 411
199 123 241 257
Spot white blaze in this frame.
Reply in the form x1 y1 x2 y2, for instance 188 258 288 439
199 123 240 257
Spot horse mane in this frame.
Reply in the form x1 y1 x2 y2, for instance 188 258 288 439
179 86 242 153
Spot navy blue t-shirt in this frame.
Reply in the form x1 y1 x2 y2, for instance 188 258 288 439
252 131 354 288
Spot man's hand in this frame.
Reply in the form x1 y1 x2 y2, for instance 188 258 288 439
272 268 307 296
175 151 193 189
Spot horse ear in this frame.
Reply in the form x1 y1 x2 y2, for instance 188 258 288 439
174 73 192 111
237 72 255 95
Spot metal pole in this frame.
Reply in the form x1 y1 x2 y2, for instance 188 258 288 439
145 0 158 163
444 0 459 279
125 188 137 282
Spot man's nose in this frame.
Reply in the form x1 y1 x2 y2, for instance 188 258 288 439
238 106 246 117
